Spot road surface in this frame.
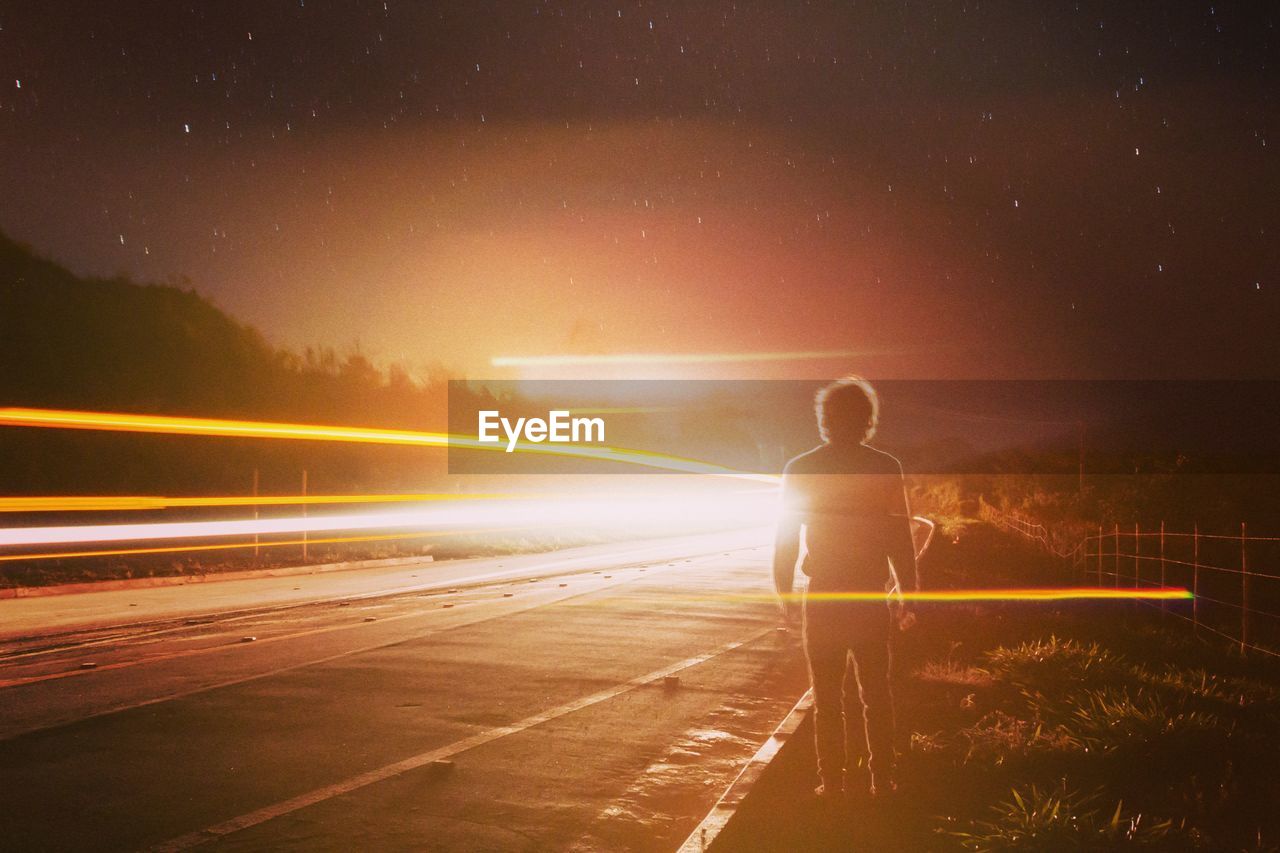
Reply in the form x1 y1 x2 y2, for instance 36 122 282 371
0 529 808 851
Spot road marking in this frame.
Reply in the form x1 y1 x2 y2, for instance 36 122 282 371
0 545 743 689
0 552 771 743
0 567 657 690
147 627 775 852
0 584 643 742
0 537 736 660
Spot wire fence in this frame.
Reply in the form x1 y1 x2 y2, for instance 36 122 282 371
981 500 1280 659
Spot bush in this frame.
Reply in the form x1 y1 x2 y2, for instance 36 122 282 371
947 783 1200 851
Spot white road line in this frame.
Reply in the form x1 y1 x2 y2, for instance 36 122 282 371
0 546 750 689
677 690 813 853
0 554 754 741
147 626 775 852
0 554 634 665
1 537 757 658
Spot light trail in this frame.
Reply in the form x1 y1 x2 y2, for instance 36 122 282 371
0 527 531 563
0 408 775 482
0 510 498 547
756 588 1193 603
0 492 776 549
491 349 859 367
0 407 455 445
565 407 679 415
0 493 512 513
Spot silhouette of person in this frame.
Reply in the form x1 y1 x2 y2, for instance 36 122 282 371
773 377 919 799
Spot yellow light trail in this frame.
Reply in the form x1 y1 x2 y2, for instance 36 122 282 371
0 527 530 563
0 407 456 444
491 350 858 367
565 407 679 415
0 408 775 482
0 509 491 547
0 493 513 513
0 408 777 556
757 588 1193 603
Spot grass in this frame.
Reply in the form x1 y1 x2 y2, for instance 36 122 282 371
916 659 996 689
909 618 1280 849
1029 686 1221 754
947 783 1199 851
956 710 1081 765
860 528 1280 850
984 636 1126 689
1132 663 1280 708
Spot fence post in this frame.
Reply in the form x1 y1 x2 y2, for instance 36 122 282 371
301 469 309 562
1113 523 1120 589
1133 522 1141 589
1097 525 1103 586
1192 524 1200 633
1159 521 1167 615
252 468 260 565
1241 522 1250 655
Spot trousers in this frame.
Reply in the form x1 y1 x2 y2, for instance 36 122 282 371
803 598 895 785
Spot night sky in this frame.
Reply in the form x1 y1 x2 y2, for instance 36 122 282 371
1 2 1276 379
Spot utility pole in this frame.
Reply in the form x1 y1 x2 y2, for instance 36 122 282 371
1077 419 1085 494
252 468 260 565
301 469 309 562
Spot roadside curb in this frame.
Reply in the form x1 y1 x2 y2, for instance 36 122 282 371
677 688 813 853
0 555 433 600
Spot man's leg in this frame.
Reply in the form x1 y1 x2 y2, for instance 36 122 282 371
850 639 896 792
805 632 850 792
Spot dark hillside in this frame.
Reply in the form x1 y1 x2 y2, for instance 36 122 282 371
0 233 458 495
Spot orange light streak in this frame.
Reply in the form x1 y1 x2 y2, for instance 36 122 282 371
0 527 530 563
0 407 776 482
0 509 492 547
0 493 512 513
0 407 453 445
759 588 1193 603
491 350 859 366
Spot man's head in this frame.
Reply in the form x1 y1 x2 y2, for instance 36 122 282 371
815 376 879 445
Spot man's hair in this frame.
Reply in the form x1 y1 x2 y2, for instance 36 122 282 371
815 376 879 445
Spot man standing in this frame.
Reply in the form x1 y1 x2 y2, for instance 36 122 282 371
773 377 919 799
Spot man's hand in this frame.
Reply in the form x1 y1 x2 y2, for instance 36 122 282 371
896 606 917 632
777 598 801 630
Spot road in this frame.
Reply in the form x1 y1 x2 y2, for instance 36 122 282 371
0 529 809 852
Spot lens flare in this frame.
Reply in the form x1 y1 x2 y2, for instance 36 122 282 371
491 350 859 367
0 490 777 550
0 527 531 563
0 408 775 482
0 494 515 513
759 588 1193 603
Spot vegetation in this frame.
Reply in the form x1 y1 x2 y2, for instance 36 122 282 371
895 536 1280 851
0 230 480 497
950 784 1195 851
0 232 532 585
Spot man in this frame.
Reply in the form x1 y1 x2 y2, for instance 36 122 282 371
773 377 919 799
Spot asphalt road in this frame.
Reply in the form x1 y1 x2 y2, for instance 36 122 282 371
0 529 808 852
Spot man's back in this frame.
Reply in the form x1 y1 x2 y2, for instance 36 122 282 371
771 379 918 799
782 442 910 591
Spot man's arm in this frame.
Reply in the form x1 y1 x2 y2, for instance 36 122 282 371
773 514 801 597
887 464 920 594
772 472 802 624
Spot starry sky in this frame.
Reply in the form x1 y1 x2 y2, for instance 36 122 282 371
1 1 1276 379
